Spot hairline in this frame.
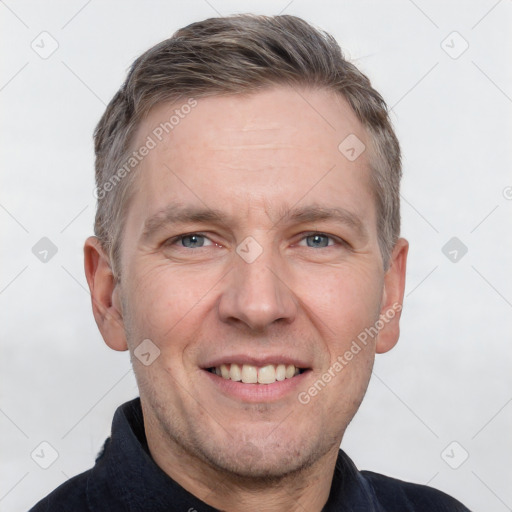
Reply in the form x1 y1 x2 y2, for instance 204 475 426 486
106 86 393 279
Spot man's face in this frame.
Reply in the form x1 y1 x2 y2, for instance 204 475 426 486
110 86 402 478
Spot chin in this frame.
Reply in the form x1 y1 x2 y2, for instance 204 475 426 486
202 439 320 481
142 382 340 482
188 421 335 482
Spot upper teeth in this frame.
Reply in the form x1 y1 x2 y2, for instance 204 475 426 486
210 363 301 384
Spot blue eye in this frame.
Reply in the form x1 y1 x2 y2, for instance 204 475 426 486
300 233 335 248
166 232 342 251
179 234 211 248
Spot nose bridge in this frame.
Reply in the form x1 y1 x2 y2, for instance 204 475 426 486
218 239 297 330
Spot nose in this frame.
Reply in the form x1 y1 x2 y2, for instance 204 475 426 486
217 244 298 331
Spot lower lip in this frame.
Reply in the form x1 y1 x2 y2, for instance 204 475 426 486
202 369 310 403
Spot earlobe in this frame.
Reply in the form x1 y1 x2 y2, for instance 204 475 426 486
84 236 128 352
375 238 409 354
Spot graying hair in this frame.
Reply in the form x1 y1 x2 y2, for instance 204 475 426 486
93 14 401 277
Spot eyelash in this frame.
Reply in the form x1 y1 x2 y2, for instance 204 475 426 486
165 232 347 249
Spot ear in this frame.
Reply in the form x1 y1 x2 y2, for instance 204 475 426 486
375 238 409 354
84 236 128 351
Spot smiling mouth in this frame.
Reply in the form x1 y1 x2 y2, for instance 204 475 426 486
206 363 307 385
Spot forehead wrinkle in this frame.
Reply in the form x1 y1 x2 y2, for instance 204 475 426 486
141 200 368 243
209 143 299 151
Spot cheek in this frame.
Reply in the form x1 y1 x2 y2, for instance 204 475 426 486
296 262 383 338
123 262 218 345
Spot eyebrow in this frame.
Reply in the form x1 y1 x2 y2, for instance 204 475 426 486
276 204 367 238
142 205 227 242
141 202 368 242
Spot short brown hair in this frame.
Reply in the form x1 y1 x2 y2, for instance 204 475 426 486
93 14 401 277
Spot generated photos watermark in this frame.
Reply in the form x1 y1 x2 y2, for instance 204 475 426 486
94 98 197 200
298 302 402 405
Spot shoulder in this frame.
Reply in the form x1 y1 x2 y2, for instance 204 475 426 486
361 470 471 511
28 470 91 512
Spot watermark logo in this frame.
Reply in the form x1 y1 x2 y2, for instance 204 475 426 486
31 31 59 59
31 441 59 469
441 31 469 60
32 237 58 263
134 339 161 366
441 441 469 469
338 134 366 162
441 236 468 263
236 236 263 264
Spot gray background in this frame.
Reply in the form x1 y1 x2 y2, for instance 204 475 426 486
1 1 511 510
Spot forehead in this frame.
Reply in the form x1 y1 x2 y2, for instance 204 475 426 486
126 86 375 235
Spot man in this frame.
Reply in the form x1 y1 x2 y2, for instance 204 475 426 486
30 14 470 511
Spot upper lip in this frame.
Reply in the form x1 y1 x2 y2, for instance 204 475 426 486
201 354 311 369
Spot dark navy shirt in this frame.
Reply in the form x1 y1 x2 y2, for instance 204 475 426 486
29 398 471 511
